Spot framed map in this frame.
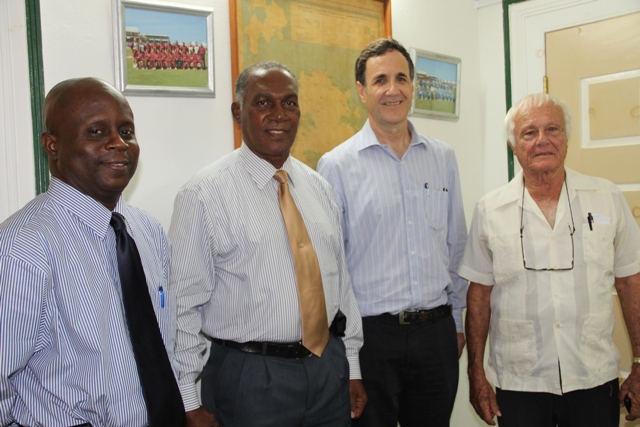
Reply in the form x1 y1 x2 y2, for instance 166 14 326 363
230 0 390 169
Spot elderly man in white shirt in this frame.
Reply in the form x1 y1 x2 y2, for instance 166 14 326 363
459 93 640 427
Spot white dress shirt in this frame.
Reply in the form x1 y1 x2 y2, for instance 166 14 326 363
458 168 640 394
170 144 363 411
0 177 175 427
317 119 468 331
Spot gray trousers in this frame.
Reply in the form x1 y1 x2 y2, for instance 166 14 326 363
201 335 350 427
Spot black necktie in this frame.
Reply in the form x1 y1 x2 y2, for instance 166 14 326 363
110 212 185 427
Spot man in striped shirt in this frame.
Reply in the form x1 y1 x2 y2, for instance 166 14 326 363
170 61 365 427
0 78 180 426
317 38 468 427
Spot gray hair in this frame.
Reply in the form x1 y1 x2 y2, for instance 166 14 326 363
505 93 572 148
234 61 298 107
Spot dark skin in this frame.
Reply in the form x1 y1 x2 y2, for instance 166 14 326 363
186 67 367 427
41 78 139 210
231 68 300 169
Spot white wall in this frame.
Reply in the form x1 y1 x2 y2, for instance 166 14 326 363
39 0 235 228
0 0 36 221
2 1 510 425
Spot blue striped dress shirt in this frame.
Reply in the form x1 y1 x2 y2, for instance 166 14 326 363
0 177 176 427
169 144 363 411
317 120 468 331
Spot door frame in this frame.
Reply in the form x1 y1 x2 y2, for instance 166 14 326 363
505 0 640 179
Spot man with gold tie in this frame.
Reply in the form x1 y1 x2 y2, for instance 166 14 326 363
170 61 366 427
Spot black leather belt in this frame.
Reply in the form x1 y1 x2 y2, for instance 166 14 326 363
212 338 312 358
388 304 452 325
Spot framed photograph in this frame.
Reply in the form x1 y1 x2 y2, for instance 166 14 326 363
409 48 460 121
113 0 215 97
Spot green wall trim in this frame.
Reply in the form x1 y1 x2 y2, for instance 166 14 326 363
502 0 527 181
25 0 49 194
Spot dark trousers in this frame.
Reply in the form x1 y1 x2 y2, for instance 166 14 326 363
201 334 350 427
353 314 459 427
496 378 620 427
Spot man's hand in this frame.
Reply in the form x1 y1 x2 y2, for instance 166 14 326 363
469 374 501 425
620 364 640 421
457 332 466 359
349 379 367 419
184 406 221 427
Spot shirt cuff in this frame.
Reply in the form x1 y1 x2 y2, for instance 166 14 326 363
347 354 362 380
180 382 201 412
452 308 464 333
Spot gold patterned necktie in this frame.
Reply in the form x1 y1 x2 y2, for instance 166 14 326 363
274 170 329 357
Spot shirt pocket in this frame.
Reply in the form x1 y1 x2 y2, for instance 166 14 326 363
582 223 615 270
491 319 536 376
580 312 616 372
488 232 522 280
424 189 448 230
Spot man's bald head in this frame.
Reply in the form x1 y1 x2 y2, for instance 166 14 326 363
41 77 139 210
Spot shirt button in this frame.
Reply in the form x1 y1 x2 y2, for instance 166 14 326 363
551 236 556 241
408 221 413 225
299 243 305 248
410 251 416 255
555 323 560 328
412 281 418 286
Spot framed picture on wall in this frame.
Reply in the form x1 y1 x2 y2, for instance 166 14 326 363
112 0 215 97
409 48 460 121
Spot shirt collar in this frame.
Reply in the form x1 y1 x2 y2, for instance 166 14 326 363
238 142 296 190
355 119 426 152
47 177 123 238
494 167 596 209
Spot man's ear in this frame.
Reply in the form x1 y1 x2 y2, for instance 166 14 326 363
231 102 241 124
41 132 58 160
356 81 366 104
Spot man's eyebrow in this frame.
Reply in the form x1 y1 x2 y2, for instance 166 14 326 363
371 72 388 81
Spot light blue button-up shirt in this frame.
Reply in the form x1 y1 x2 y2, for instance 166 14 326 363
0 177 176 427
317 120 468 331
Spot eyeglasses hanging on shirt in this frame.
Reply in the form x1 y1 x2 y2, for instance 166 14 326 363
520 179 575 271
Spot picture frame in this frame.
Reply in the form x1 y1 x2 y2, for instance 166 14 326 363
113 0 215 97
409 48 461 121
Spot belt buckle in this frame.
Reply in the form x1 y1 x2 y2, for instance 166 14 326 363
399 310 412 325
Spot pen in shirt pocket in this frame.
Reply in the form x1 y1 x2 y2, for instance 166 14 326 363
159 286 165 308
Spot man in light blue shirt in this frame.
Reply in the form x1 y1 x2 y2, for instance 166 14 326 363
0 78 182 427
317 38 468 427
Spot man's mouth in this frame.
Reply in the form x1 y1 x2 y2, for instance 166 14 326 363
383 100 403 106
103 160 130 169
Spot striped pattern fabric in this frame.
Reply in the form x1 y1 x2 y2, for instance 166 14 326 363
317 119 468 331
0 177 176 427
169 144 363 411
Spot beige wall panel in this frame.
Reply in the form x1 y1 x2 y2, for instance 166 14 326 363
589 77 640 140
546 12 640 183
623 190 640 228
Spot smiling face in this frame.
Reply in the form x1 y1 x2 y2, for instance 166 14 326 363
231 68 300 169
513 103 568 176
42 79 139 210
357 49 414 131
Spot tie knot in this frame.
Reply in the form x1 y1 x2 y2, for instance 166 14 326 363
110 212 127 232
274 170 288 185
